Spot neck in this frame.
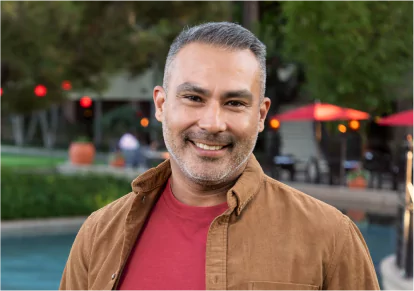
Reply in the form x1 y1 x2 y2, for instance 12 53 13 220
169 162 245 207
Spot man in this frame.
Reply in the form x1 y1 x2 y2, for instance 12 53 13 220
60 22 380 290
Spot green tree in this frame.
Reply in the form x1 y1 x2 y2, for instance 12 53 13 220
1 1 231 113
281 1 413 113
1 1 81 113
1 1 231 146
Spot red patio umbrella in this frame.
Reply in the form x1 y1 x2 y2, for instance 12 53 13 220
270 103 370 121
378 109 413 126
269 102 370 187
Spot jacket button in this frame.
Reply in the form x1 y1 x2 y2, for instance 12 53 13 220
111 273 116 280
211 275 219 284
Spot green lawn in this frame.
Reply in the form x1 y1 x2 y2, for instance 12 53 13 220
1 153 66 168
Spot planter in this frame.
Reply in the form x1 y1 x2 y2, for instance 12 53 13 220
69 142 95 165
347 176 367 189
110 156 125 168
346 209 366 222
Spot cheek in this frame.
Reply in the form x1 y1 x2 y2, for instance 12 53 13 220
227 113 259 136
165 103 197 130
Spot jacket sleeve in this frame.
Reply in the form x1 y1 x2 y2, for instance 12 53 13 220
60 214 96 290
324 215 380 290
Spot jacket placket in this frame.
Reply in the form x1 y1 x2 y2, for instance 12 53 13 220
205 210 233 290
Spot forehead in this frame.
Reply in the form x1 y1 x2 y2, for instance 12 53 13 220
169 43 261 95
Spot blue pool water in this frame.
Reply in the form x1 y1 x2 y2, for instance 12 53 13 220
1 222 396 290
357 222 396 288
1 233 76 290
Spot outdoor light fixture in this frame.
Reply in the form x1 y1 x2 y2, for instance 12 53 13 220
140 117 149 127
61 80 72 91
80 96 92 108
338 124 347 133
348 120 360 131
269 118 280 129
34 85 47 97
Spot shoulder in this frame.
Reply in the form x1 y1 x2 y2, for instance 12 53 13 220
255 175 355 266
82 192 136 232
262 175 343 214
259 175 347 231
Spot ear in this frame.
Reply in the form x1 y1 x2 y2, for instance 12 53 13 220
258 97 271 132
153 86 166 122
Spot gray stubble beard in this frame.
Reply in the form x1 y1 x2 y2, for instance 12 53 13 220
162 117 259 187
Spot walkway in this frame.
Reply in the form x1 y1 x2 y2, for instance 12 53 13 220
285 182 400 216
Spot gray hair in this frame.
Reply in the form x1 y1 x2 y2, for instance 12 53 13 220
163 22 267 99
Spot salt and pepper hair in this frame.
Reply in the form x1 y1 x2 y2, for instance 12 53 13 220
163 22 267 99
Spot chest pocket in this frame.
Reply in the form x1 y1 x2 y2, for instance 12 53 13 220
232 281 319 290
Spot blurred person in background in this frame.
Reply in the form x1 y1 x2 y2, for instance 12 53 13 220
118 131 143 168
60 22 379 290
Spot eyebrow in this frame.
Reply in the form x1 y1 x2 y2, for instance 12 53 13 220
176 82 211 96
176 82 253 101
222 89 253 101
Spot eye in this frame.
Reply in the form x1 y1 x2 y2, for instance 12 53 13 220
226 100 245 107
184 95 202 102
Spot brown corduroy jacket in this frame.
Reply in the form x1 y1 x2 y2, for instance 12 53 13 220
60 155 380 290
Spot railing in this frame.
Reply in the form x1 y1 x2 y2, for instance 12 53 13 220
396 150 413 278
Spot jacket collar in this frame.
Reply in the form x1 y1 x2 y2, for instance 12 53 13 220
131 154 264 215
230 154 264 215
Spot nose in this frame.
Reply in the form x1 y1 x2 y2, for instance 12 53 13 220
198 100 227 133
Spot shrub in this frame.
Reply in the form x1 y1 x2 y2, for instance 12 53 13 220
1 167 132 220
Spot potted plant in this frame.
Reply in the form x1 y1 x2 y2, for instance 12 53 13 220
109 151 125 168
346 167 369 189
69 136 95 165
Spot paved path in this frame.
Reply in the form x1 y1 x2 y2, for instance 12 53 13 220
284 182 400 216
381 255 413 290
1 217 87 238
1 144 108 161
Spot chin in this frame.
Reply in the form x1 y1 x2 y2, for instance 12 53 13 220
187 175 229 186
183 166 234 185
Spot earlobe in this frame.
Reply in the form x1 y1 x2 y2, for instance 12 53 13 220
258 122 264 132
259 97 271 132
153 86 166 122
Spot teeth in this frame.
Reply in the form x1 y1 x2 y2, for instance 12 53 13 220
195 142 224 151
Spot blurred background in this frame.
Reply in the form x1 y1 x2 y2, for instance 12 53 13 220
1 1 413 290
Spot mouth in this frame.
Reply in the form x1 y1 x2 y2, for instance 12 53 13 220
188 140 231 156
192 141 228 151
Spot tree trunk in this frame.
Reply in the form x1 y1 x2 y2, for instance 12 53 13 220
10 114 25 146
26 111 40 143
39 110 51 148
93 99 103 147
39 105 59 149
242 1 259 30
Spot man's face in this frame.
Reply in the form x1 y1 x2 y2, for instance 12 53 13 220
154 43 271 185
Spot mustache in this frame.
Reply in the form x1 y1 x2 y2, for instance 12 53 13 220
183 131 234 145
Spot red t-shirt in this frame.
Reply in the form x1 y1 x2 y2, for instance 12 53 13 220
118 179 228 290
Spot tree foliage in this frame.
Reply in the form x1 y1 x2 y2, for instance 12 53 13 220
1 1 231 114
281 1 413 113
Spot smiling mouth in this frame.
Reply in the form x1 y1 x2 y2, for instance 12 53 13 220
190 141 230 151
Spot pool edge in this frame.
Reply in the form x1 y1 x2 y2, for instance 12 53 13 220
1 217 87 238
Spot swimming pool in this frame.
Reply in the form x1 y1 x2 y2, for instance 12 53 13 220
1 223 395 290
1 233 76 290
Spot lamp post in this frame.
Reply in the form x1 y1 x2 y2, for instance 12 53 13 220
338 124 347 186
401 149 413 278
